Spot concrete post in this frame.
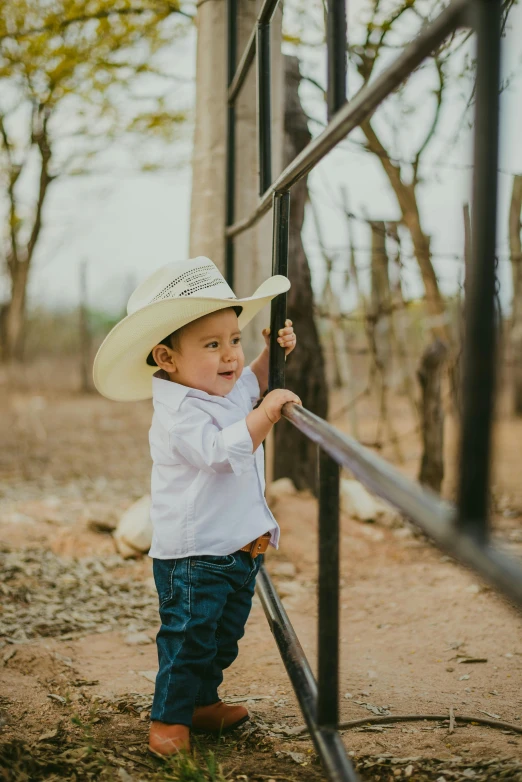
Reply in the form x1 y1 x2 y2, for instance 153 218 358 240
189 0 284 360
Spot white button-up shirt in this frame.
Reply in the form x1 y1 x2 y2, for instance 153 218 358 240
148 366 279 559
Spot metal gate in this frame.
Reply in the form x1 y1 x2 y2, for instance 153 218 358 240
224 1 522 779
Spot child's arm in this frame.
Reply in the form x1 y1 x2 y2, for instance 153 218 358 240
246 388 302 451
249 319 296 395
169 389 302 475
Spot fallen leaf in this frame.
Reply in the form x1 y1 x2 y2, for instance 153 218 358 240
54 652 74 667
354 700 391 716
285 751 306 763
58 746 90 763
47 694 67 704
2 648 16 665
38 728 59 742
72 679 99 687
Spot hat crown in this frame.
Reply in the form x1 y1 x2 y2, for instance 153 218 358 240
127 257 236 315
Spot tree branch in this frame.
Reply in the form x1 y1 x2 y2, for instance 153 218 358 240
352 0 416 84
360 117 405 198
0 3 194 43
0 114 21 271
412 56 445 183
301 74 326 100
26 107 55 265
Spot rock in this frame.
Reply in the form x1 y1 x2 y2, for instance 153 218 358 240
125 631 153 646
87 518 117 534
464 582 487 594
393 526 413 539
117 770 136 782
113 495 152 558
114 538 140 559
266 478 297 504
277 581 303 599
340 479 387 522
5 512 35 525
270 561 296 579
284 751 306 764
144 577 157 594
139 670 157 683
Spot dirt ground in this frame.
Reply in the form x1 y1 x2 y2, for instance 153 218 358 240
1 361 521 781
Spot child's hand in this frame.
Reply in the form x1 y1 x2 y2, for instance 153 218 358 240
262 319 296 356
260 388 302 423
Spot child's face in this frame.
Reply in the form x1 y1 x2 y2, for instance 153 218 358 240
154 308 245 396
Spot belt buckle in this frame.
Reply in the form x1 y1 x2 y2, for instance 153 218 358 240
249 535 264 559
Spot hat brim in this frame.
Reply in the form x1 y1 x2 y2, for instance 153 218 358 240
93 275 290 401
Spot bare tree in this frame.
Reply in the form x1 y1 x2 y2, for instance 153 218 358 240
0 2 192 361
350 2 454 348
284 0 517 413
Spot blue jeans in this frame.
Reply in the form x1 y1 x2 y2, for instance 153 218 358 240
151 550 263 726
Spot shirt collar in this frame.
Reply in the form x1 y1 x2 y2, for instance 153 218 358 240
152 370 232 411
152 370 192 411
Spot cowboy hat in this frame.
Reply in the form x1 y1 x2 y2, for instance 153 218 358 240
93 256 290 402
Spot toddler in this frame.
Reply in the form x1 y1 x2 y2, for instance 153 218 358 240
93 257 300 756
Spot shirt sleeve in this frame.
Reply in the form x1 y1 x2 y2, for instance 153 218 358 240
238 366 261 407
168 407 255 476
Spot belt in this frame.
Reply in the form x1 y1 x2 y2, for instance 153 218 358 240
239 532 271 558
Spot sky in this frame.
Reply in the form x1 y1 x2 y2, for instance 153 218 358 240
19 1 522 317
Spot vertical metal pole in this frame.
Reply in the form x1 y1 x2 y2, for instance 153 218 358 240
326 0 347 120
225 0 238 287
317 448 340 727
269 192 290 391
257 21 272 195
457 0 501 542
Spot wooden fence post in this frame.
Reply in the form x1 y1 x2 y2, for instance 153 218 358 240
417 339 448 492
79 260 91 394
370 221 392 378
509 175 522 415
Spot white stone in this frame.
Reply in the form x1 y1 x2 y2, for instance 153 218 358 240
266 478 297 503
270 561 297 578
139 670 157 683
125 631 153 646
113 495 152 558
340 479 385 522
277 581 303 599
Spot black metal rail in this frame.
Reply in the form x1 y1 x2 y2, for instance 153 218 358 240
223 1 517 779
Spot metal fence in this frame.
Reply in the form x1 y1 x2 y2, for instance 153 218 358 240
224 1 521 780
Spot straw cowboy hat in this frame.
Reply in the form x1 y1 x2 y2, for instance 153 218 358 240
93 256 290 402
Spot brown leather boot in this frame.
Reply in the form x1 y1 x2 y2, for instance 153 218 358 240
192 701 249 734
148 721 191 757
